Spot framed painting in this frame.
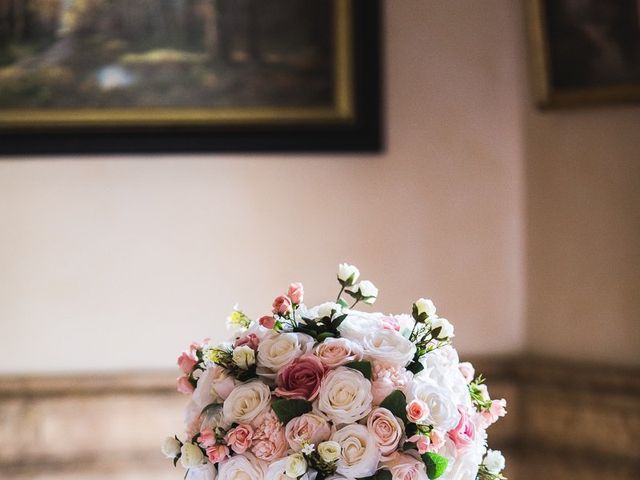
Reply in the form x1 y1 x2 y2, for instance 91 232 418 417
0 0 381 154
527 0 640 108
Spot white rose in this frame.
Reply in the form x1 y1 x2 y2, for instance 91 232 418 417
314 301 342 319
338 263 360 286
257 331 314 372
161 436 181 458
314 337 363 368
318 441 342 463
187 463 217 480
180 443 205 468
347 280 378 304
414 298 437 317
233 345 256 370
417 349 471 408
442 441 483 480
338 312 384 342
331 424 380 478
223 381 271 424
285 453 308 478
431 317 454 338
318 367 373 424
265 458 316 480
362 329 416 367
218 453 266 480
484 450 506 474
412 382 460 432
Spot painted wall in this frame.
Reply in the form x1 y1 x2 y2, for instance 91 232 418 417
0 0 526 373
525 106 640 365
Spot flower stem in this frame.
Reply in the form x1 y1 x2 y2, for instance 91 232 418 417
336 285 345 303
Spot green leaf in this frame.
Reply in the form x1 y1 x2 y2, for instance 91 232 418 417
357 470 392 480
271 399 312 425
331 313 348 329
345 360 372 380
407 360 425 374
422 452 448 479
379 390 408 423
337 298 349 309
317 332 337 341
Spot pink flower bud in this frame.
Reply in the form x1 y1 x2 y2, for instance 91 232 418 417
287 282 304 304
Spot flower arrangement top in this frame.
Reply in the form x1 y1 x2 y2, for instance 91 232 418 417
162 264 507 480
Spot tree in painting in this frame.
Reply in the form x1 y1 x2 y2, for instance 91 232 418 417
0 0 334 109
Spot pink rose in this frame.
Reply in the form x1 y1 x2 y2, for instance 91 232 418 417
275 355 326 400
225 424 254 454
259 315 276 329
177 376 194 394
251 410 288 462
386 453 428 480
367 407 404 458
198 428 216 447
381 316 401 331
448 407 475 449
206 443 229 463
408 434 430 454
314 337 363 368
406 399 429 423
481 398 507 427
177 351 197 374
429 429 445 451
235 333 260 350
287 282 304 304
458 362 475 384
272 295 292 316
285 412 331 451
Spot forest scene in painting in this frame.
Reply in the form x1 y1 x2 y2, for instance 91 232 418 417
0 0 335 110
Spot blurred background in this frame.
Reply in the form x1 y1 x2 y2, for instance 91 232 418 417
0 0 638 479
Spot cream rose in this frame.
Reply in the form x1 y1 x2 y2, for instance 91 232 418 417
314 337 363 368
285 453 308 478
217 453 266 480
366 407 404 458
338 312 384 343
233 345 256 370
412 382 460 432
265 458 315 480
362 329 416 367
318 367 373 425
161 436 181 458
257 331 314 372
318 441 342 463
180 443 205 468
223 381 271 424
331 424 380 478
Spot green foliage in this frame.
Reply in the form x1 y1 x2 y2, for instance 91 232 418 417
469 375 492 412
345 361 372 380
292 312 347 342
422 452 448 479
357 470 392 480
271 399 312 425
379 390 408 424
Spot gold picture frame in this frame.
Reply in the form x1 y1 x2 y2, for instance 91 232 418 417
527 0 640 108
0 0 381 154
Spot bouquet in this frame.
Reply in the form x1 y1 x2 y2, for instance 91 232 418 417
162 264 507 480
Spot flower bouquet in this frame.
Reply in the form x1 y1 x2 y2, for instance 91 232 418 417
162 264 507 480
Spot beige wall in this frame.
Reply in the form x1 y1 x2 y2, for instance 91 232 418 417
0 0 527 373
525 106 640 365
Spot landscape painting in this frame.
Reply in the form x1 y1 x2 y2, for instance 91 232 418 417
0 0 349 122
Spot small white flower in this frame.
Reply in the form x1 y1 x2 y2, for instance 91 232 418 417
338 263 360 286
180 443 204 468
285 453 308 478
317 302 342 319
318 441 342 463
414 298 437 318
431 317 454 338
484 449 506 474
301 443 315 455
232 345 256 370
348 280 378 304
161 436 181 458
